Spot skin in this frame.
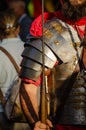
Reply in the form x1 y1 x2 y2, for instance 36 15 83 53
69 0 85 6
20 0 86 130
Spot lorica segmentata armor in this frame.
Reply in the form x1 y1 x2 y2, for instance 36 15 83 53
20 18 86 125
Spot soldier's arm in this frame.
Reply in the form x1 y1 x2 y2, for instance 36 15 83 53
19 19 77 128
19 38 57 128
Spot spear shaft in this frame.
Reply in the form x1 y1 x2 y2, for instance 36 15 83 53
40 1 53 130
40 0 47 123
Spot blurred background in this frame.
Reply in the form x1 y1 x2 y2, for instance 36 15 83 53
0 0 61 19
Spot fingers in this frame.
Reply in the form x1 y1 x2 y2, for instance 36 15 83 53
46 119 53 128
34 121 50 130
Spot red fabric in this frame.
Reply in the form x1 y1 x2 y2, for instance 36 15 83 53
22 76 42 87
33 0 42 18
30 11 86 38
55 125 86 130
22 61 58 87
30 10 86 130
30 12 57 36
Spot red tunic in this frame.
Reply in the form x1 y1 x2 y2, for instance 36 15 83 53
30 11 86 38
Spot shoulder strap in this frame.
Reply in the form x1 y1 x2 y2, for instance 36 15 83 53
0 46 20 105
0 88 6 105
0 46 19 73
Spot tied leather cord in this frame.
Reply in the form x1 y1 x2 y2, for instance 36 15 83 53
0 46 19 107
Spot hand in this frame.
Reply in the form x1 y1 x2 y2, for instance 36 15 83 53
34 120 53 130
44 69 51 76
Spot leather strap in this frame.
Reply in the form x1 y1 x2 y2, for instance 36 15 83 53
0 46 19 73
0 88 6 106
0 46 20 105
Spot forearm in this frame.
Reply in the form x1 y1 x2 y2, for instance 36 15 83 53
20 83 39 124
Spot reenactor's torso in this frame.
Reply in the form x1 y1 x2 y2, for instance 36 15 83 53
20 18 86 125
46 19 86 125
